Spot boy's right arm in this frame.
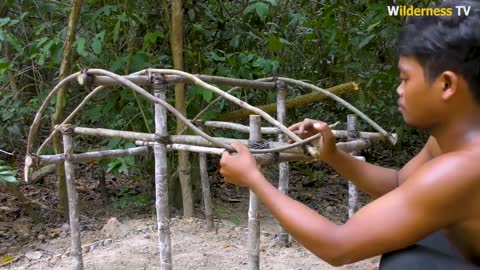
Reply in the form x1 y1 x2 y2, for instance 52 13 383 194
322 137 435 197
288 119 436 198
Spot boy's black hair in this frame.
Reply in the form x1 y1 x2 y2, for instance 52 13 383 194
397 0 480 103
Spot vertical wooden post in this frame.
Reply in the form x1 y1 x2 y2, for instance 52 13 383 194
347 114 359 218
199 150 214 230
152 75 173 269
275 80 290 246
61 125 84 270
248 115 261 270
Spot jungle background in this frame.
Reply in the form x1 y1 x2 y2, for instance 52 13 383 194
0 0 439 268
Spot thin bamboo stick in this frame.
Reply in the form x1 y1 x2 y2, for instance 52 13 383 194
129 69 314 155
37 85 105 155
277 77 397 145
26 72 80 155
248 115 261 270
195 120 393 140
135 142 317 165
25 72 80 182
79 69 236 152
216 82 358 122
276 81 290 247
85 74 276 89
166 136 367 155
152 76 172 270
179 77 275 135
61 125 84 270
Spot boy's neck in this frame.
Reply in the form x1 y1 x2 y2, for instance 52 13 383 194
431 110 480 153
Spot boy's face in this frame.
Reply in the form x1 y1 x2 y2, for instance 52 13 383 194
396 56 443 128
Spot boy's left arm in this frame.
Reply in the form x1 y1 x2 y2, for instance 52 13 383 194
241 154 477 266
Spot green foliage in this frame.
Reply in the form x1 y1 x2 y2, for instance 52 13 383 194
0 0 438 176
0 92 42 151
111 187 150 209
0 160 17 184
291 162 326 187
97 139 138 177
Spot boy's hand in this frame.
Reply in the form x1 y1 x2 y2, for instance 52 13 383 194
288 119 338 161
220 142 261 187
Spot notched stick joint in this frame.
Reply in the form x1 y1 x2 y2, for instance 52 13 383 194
274 79 287 91
155 134 171 145
77 68 94 87
151 72 168 93
60 124 75 135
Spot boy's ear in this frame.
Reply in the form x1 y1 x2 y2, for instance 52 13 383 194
439 71 458 101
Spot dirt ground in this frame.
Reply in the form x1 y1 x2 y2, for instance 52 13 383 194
1 147 415 270
1 175 380 270
4 216 379 270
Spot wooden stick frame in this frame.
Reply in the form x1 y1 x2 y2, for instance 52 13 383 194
24 69 397 270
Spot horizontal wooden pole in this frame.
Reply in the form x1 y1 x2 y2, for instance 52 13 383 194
136 138 366 155
70 126 367 155
36 144 318 166
38 146 149 165
73 127 155 141
198 120 393 140
136 141 315 165
82 74 276 89
35 139 367 169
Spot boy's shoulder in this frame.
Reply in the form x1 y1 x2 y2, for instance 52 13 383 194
407 140 480 199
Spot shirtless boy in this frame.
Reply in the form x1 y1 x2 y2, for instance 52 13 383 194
219 1 480 268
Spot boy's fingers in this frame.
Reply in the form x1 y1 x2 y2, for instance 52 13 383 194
220 151 230 166
230 142 244 151
298 121 307 135
313 123 334 141
313 122 326 130
288 122 302 131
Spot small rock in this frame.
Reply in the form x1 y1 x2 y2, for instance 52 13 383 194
326 206 334 212
37 234 46 240
234 227 242 232
59 231 67 238
61 223 70 232
25 251 43 260
144 234 151 239
104 238 113 245
47 231 60 239
82 245 91 253
49 254 61 263
101 217 128 238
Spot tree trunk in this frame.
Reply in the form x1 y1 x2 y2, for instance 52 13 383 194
171 0 193 217
50 0 83 220
3 44 18 96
